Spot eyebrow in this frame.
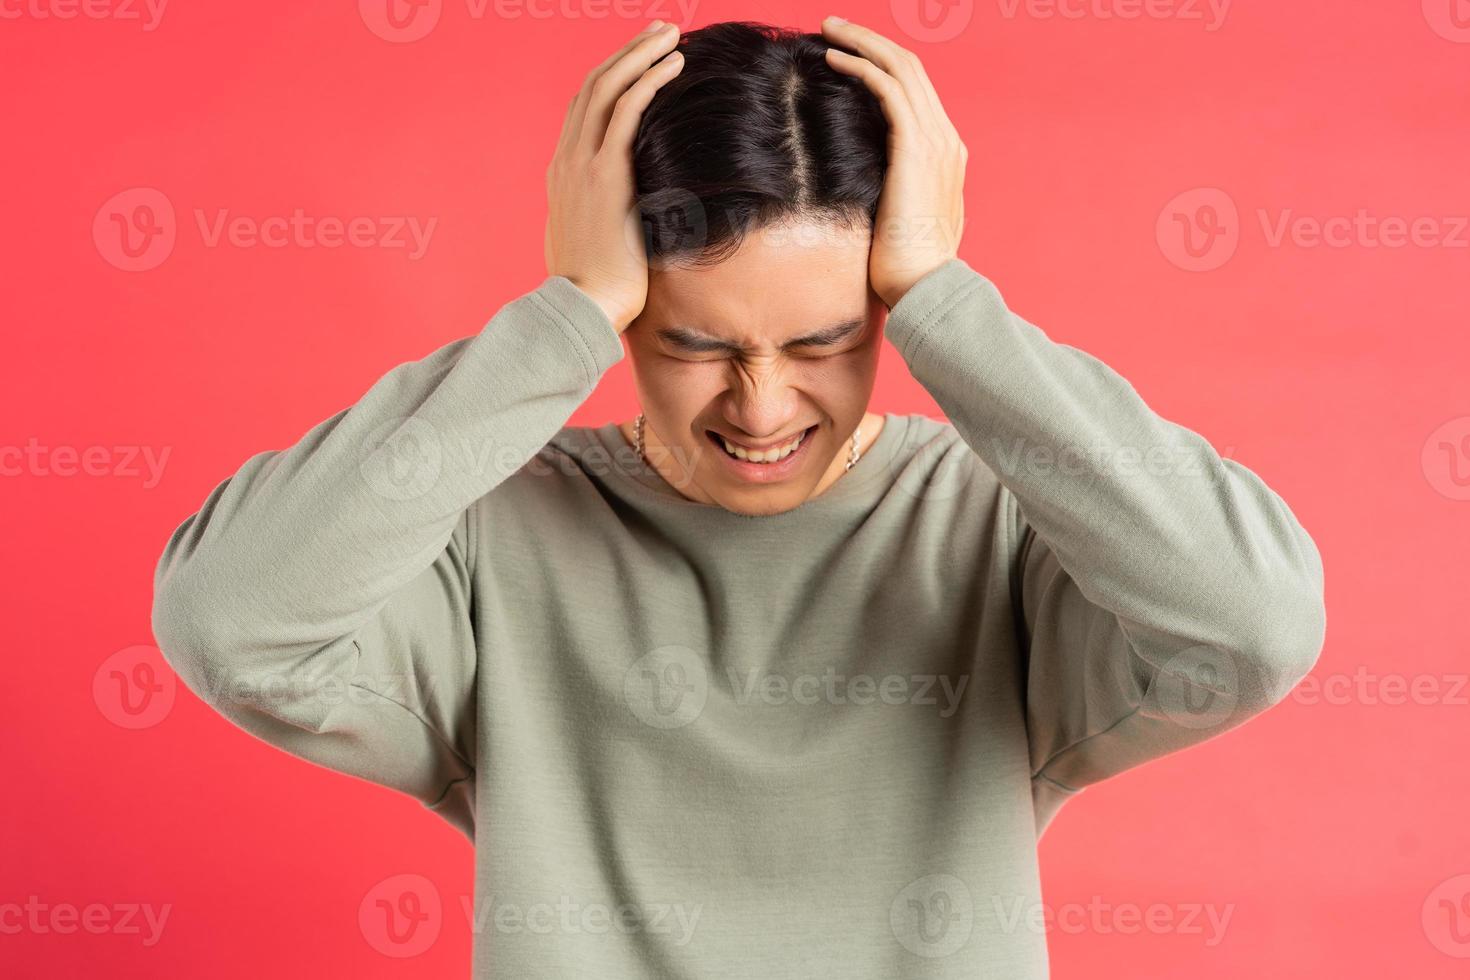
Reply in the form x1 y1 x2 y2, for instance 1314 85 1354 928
653 317 868 355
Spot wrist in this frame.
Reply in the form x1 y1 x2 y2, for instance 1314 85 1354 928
879 257 959 309
565 276 637 335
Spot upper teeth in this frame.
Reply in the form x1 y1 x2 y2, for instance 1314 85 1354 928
721 429 806 463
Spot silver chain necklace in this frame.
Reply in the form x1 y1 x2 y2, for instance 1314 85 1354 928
633 414 862 472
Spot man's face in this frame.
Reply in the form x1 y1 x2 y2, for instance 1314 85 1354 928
622 219 884 517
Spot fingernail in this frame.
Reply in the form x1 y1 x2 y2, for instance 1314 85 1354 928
643 19 664 32
826 15 847 24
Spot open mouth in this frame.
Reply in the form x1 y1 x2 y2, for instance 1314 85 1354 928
705 424 817 466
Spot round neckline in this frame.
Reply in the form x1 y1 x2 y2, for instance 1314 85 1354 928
587 412 912 518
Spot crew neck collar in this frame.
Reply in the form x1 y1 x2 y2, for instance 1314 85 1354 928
584 413 912 520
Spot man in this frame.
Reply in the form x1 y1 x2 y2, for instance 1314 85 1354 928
151 16 1325 977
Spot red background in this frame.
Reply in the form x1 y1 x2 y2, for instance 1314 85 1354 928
3 0 1468 976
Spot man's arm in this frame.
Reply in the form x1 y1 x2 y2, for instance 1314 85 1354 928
150 276 624 839
884 258 1327 835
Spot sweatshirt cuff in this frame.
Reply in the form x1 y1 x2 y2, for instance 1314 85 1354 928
882 257 990 370
526 274 626 387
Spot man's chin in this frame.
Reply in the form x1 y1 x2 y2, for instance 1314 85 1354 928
701 476 819 518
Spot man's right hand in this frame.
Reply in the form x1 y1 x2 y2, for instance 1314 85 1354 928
544 20 685 335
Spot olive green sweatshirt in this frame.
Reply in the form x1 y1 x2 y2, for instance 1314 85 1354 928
150 257 1326 978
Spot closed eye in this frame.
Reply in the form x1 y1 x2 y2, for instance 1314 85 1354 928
655 317 868 358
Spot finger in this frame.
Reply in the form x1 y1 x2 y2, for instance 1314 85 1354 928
599 49 684 157
886 34 951 130
575 23 681 159
823 48 921 140
555 89 580 162
558 21 672 159
821 17 942 133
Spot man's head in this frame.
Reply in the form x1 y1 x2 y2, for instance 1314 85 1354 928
622 22 890 517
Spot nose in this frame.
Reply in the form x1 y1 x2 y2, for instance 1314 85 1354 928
720 372 803 441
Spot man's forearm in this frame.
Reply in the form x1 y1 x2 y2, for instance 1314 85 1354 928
151 276 624 678
883 258 1326 698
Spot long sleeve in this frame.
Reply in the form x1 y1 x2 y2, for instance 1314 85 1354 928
149 275 624 840
883 258 1326 833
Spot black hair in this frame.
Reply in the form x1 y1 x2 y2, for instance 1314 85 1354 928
632 21 888 267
